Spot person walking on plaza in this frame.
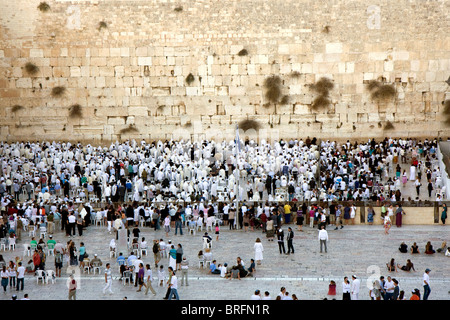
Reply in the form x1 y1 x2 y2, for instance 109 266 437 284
136 263 146 292
144 264 157 295
318 225 328 253
103 263 113 295
423 268 431 300
167 267 179 300
16 262 25 291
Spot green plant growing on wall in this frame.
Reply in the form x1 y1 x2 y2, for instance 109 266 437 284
239 119 261 131
98 21 107 31
37 2 50 12
383 120 395 130
24 62 39 75
367 80 396 101
263 75 282 104
237 49 248 56
119 124 139 135
309 77 334 111
185 73 195 85
69 104 83 119
442 100 450 126
289 71 301 78
51 86 66 97
174 6 183 12
11 105 24 113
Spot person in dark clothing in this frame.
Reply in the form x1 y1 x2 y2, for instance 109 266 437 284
286 227 294 254
277 228 286 254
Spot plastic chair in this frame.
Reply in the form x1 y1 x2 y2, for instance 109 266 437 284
203 238 212 249
0 239 7 251
122 270 132 285
39 227 47 239
196 218 203 232
139 216 145 228
45 270 56 284
92 262 102 275
117 259 126 273
198 258 205 268
47 243 55 256
109 249 116 259
8 237 16 251
131 243 139 256
188 224 196 235
95 212 103 226
36 270 46 284
83 259 91 274
140 248 147 257
23 244 31 257
28 226 36 237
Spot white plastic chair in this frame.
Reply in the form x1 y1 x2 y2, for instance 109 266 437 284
188 223 196 235
196 218 203 232
23 244 31 257
140 247 147 256
139 216 145 228
28 226 36 237
39 227 47 239
122 270 132 285
203 238 212 249
8 237 16 251
45 270 56 284
36 270 46 284
109 248 116 259
198 258 205 268
47 243 55 256
131 243 139 256
92 262 102 275
206 218 214 232
83 259 91 274
0 239 7 251
95 212 103 226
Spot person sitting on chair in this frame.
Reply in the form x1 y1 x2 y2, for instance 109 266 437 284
203 232 212 244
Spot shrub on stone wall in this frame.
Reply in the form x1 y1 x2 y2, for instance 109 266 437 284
367 80 396 101
239 119 261 131
11 105 24 113
185 73 195 85
237 49 248 56
263 75 282 104
24 62 39 75
69 104 83 119
51 86 66 97
37 2 50 12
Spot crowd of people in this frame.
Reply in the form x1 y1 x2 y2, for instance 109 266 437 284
0 136 448 300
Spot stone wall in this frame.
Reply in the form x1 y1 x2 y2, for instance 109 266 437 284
0 0 449 143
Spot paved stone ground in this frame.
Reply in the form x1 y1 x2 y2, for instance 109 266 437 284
0 220 448 300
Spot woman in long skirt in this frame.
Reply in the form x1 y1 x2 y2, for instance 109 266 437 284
254 238 264 265
395 204 405 227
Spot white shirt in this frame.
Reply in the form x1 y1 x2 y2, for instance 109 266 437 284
17 266 25 278
170 275 178 290
351 278 360 294
342 281 351 293
318 229 328 241
250 294 262 300
423 272 430 286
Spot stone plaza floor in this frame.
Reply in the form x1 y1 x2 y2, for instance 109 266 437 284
0 218 449 301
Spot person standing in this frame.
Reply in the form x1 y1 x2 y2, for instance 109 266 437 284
1 266 8 293
67 212 76 237
167 267 179 300
103 263 113 295
277 228 286 254
254 238 264 265
351 275 360 300
384 276 395 300
318 225 328 253
68 275 77 300
180 257 189 286
395 204 406 228
342 277 351 300
441 203 447 225
286 227 294 254
423 268 431 300
144 264 157 295
16 262 25 291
